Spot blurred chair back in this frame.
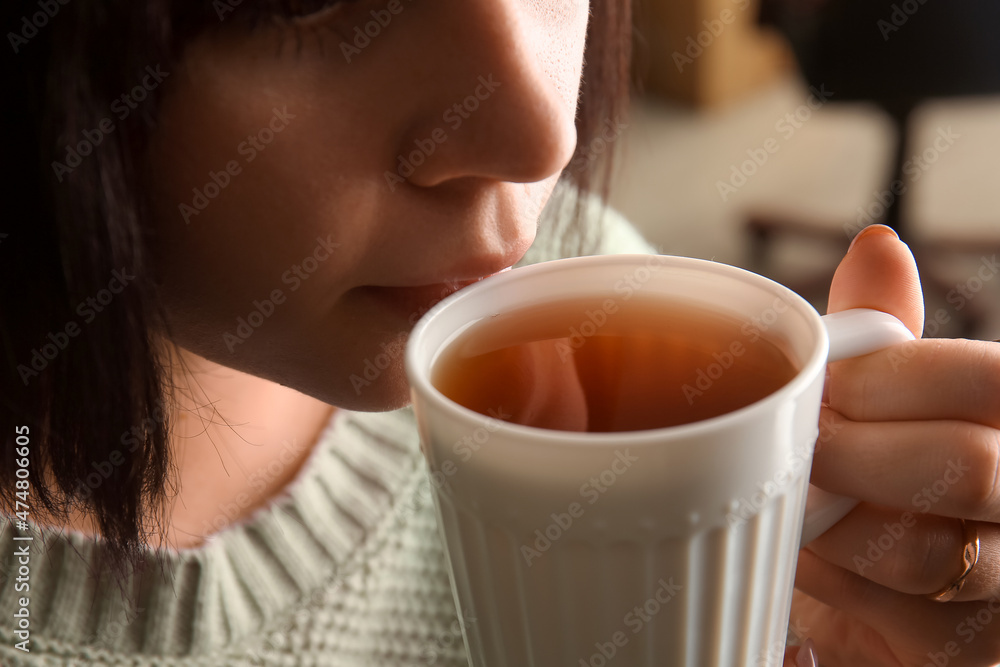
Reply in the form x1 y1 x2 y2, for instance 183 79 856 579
752 0 1000 336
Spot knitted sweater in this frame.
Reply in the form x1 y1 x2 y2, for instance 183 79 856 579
0 186 654 666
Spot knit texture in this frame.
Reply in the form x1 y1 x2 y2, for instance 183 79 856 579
0 186 654 666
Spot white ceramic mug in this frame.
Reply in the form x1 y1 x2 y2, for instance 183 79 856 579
406 255 914 667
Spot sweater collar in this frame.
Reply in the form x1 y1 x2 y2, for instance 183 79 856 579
0 408 420 660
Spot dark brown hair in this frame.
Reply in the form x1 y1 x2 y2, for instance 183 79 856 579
0 0 633 575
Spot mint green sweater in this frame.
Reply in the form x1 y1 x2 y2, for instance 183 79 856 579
0 186 654 665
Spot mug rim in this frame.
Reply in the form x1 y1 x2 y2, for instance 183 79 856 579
405 254 830 445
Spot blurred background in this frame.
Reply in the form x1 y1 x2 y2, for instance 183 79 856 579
616 0 1000 340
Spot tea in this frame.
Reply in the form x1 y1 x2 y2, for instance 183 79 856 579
432 293 799 432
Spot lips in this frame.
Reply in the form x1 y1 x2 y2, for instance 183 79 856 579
360 267 512 323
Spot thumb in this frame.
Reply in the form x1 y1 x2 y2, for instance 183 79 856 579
783 640 818 666
827 225 924 338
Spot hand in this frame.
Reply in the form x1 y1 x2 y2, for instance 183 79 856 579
786 225 1000 665
783 639 820 666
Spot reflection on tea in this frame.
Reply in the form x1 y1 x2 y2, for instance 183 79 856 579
432 294 799 432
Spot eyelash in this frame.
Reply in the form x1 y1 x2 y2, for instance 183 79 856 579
286 0 352 22
248 0 359 52
265 0 350 19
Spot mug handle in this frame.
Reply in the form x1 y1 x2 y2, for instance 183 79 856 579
799 308 916 546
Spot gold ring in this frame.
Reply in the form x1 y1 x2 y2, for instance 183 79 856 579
928 519 980 602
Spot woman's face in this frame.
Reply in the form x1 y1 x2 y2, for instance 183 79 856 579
148 0 589 410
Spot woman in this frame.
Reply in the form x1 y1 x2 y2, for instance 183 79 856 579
2 0 999 665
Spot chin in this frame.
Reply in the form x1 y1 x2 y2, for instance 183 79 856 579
323 363 414 413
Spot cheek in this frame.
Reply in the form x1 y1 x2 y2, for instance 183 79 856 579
142 11 586 410
146 43 367 338
142 36 420 410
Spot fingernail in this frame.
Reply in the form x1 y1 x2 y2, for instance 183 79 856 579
796 638 818 667
848 224 899 252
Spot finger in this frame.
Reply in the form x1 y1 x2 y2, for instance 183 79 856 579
811 407 1000 523
795 550 1000 666
782 642 817 667
789 589 901 667
827 224 924 338
824 338 1000 429
806 502 1000 602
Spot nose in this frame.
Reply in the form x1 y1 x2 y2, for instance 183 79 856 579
395 0 584 189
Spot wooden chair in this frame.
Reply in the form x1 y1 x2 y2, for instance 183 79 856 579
748 0 1000 337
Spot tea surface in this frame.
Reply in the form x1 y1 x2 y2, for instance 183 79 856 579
432 294 799 432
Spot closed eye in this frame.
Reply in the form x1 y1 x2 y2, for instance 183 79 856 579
244 0 366 52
